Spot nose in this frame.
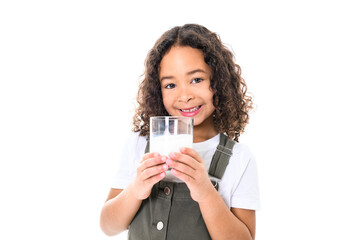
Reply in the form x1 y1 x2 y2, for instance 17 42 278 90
178 85 194 103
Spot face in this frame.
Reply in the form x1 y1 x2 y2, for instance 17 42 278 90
159 46 215 129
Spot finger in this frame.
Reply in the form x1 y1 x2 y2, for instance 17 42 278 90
140 162 169 181
140 152 160 163
170 168 195 183
143 171 166 186
139 155 167 171
179 147 204 164
168 152 198 170
166 158 196 176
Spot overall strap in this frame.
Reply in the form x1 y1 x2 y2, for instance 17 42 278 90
208 133 236 180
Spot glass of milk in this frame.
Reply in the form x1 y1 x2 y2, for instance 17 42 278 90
150 116 193 157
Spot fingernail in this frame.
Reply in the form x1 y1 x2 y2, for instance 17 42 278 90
161 156 167 161
169 152 176 158
180 147 186 152
154 153 160 157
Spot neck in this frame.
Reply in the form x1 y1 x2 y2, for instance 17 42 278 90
193 116 218 143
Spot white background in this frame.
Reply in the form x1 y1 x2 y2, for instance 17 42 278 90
1 0 359 239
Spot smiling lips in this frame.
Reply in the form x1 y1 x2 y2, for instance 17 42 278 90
179 105 202 117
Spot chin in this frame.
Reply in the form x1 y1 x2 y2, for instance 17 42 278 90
193 117 206 127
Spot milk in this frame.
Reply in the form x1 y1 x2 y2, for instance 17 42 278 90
149 116 193 182
150 134 193 156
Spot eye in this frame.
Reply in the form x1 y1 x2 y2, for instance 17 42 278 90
191 78 203 84
165 83 176 89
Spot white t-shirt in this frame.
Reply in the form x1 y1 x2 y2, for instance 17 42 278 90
112 132 260 210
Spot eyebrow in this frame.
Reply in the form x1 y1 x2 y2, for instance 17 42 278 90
160 69 207 81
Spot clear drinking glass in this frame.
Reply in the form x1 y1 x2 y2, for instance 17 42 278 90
150 116 193 156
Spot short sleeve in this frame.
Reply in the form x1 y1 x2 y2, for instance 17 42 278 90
111 132 146 189
230 148 261 210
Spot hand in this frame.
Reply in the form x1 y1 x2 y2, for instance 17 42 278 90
166 147 214 202
129 152 169 200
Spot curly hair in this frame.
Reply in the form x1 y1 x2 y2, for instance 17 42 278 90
132 24 253 142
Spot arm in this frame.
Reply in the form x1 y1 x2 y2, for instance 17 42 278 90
100 153 169 236
100 187 141 236
167 148 255 240
198 188 256 239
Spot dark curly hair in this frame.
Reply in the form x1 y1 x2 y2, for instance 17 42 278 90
132 24 253 142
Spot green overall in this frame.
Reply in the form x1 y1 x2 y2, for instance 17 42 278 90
128 134 236 240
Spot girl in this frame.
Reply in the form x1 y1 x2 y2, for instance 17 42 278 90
100 24 260 240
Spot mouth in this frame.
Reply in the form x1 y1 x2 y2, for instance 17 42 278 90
179 105 202 117
180 106 201 113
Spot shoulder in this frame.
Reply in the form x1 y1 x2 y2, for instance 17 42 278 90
224 142 257 183
121 131 148 156
231 142 255 165
127 131 147 145
218 141 260 208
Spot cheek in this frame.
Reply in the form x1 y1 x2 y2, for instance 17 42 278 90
161 92 172 109
206 91 215 108
208 102 215 114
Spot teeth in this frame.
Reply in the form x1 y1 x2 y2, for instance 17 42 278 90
181 106 200 112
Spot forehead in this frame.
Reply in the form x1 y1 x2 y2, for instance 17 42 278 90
159 46 211 75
